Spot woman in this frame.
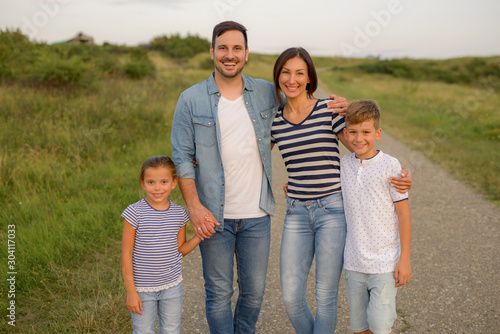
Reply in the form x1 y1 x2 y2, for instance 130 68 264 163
271 47 349 333
271 47 411 333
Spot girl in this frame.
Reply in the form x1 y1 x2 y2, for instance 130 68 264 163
121 155 201 334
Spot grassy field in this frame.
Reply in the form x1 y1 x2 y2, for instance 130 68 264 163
0 47 498 332
317 64 500 203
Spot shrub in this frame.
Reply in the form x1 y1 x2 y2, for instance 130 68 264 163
123 60 155 79
150 34 210 58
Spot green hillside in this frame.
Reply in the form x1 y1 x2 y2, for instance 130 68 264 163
0 29 498 332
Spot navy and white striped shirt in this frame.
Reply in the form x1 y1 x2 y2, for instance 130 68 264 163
122 199 189 292
271 99 345 200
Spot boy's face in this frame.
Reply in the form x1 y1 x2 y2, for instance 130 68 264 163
344 120 382 161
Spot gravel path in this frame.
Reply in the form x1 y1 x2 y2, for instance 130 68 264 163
179 86 500 333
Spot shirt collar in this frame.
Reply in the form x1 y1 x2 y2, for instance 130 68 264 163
356 150 383 165
207 72 253 95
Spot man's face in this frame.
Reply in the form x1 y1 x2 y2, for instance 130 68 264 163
210 30 248 79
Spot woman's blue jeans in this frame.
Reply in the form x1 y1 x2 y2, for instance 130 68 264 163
199 216 271 334
280 193 347 334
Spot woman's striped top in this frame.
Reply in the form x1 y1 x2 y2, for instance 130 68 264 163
122 199 189 292
271 99 345 200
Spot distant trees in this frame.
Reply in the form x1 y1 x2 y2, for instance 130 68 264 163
150 34 210 58
0 29 211 87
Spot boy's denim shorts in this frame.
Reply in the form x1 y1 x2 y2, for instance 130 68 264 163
345 270 398 334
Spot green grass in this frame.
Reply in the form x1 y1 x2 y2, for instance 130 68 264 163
318 69 500 204
0 55 212 332
1 49 499 332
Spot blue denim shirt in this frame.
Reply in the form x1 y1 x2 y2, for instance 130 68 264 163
171 73 278 230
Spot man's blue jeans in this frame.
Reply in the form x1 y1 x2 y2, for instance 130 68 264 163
199 216 271 334
280 193 347 333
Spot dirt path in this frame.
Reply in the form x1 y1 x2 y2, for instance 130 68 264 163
180 86 500 333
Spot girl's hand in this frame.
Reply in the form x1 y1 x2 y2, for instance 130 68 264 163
127 291 143 315
204 214 216 228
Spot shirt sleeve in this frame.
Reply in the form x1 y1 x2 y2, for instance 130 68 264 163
331 104 346 135
121 204 138 229
171 93 196 179
181 207 189 228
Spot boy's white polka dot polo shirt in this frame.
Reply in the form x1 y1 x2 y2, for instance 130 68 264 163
340 151 408 274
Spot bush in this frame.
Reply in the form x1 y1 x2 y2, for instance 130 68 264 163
123 60 155 79
357 57 500 87
150 34 210 58
27 54 92 87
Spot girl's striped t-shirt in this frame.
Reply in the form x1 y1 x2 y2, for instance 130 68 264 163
271 99 345 200
122 199 189 292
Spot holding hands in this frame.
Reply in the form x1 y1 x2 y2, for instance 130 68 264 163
189 205 219 240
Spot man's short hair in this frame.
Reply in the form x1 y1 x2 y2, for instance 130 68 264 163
212 21 248 49
345 99 381 129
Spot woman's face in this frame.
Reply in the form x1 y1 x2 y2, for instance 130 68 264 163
278 56 310 100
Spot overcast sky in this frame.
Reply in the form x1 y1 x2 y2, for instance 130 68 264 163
1 0 499 59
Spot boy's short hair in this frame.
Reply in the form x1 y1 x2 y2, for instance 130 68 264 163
345 99 381 129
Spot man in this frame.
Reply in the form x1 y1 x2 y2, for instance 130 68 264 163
171 21 349 333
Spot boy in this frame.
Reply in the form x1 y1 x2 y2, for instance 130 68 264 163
340 100 412 334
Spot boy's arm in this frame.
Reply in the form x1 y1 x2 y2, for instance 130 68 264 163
121 220 142 315
177 225 202 256
337 130 353 152
394 199 412 287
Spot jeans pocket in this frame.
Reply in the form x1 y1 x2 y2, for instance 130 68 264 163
322 194 344 214
323 203 344 214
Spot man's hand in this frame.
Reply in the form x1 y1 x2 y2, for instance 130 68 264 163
389 166 412 193
327 94 348 116
189 206 219 240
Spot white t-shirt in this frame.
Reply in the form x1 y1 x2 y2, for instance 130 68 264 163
341 151 408 274
218 95 267 219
